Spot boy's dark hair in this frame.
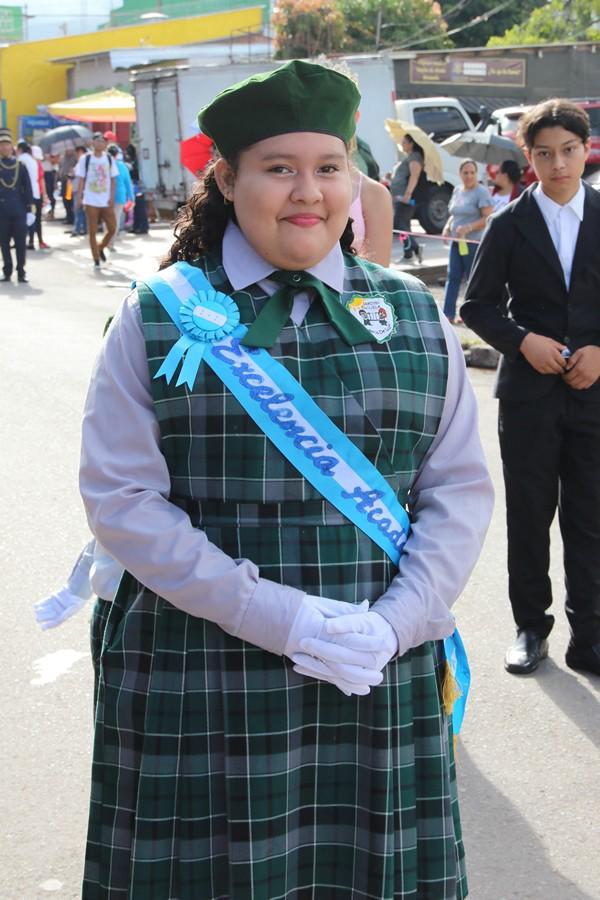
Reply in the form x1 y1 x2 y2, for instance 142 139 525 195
518 99 590 149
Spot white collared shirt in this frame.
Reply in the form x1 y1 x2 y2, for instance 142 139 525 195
222 221 345 324
18 151 41 200
533 181 585 289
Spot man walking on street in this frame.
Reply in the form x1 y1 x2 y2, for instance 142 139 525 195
0 128 33 284
71 145 88 236
74 132 118 268
462 99 600 678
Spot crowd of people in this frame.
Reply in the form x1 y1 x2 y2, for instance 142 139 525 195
0 128 150 283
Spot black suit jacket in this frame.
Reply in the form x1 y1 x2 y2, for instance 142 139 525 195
0 157 33 217
461 182 600 402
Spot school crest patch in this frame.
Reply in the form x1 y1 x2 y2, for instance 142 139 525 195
346 296 397 343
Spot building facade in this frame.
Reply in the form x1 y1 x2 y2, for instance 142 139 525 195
392 42 600 119
0 6 264 137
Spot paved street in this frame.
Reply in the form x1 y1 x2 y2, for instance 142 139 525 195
1 219 598 899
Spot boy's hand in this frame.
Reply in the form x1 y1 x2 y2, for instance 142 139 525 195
520 333 567 374
563 346 600 390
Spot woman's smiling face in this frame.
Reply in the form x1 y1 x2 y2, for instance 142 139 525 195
459 162 478 189
214 131 352 271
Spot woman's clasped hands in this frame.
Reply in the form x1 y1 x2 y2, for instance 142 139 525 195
284 594 398 697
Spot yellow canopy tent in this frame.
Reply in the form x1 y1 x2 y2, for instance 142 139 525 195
47 89 136 124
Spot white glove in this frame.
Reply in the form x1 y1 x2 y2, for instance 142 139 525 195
34 539 96 630
299 609 399 674
283 595 369 659
26 211 35 227
285 596 382 696
34 585 89 630
292 656 380 696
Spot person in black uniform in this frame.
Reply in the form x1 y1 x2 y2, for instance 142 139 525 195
462 99 600 677
0 128 33 283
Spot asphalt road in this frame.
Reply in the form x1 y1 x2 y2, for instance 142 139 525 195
1 219 598 900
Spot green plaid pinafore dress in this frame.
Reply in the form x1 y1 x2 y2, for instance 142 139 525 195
84 253 467 900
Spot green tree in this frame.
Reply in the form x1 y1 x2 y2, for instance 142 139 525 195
438 0 540 49
272 0 346 59
340 0 451 51
488 0 600 45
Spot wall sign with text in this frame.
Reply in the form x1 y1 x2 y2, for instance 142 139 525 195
410 57 526 88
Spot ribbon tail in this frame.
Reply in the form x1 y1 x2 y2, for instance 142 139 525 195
175 341 206 389
154 335 194 384
443 629 471 736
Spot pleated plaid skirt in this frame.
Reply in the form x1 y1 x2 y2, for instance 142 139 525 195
85 520 467 900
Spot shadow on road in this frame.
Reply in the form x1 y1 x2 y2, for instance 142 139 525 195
534 658 600 746
1 282 44 296
458 744 595 900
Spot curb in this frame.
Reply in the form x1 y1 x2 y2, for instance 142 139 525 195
391 261 447 286
462 344 500 369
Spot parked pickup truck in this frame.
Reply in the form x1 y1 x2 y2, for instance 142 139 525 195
393 96 486 233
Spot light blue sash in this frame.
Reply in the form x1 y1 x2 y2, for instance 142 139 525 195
140 261 469 732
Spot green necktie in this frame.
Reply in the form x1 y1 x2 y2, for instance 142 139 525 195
241 269 373 348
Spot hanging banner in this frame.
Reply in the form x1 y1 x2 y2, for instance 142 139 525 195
410 56 526 88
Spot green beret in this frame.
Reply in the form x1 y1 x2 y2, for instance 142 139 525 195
198 59 360 158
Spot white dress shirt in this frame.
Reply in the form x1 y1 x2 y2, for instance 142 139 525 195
80 226 494 657
533 181 585 289
18 151 41 200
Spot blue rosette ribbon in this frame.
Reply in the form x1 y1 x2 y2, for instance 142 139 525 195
154 290 241 389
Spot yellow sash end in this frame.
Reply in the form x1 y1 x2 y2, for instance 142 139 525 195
442 659 462 718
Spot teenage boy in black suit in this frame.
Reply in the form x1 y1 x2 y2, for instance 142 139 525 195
462 99 600 676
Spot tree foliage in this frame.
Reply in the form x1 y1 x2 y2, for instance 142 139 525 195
442 0 540 48
488 0 600 46
272 0 345 59
339 0 451 51
272 0 451 58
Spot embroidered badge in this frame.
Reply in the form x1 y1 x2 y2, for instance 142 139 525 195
345 296 397 343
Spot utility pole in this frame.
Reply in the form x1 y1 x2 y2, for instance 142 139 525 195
375 8 382 50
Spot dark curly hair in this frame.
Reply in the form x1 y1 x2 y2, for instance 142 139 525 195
160 158 356 270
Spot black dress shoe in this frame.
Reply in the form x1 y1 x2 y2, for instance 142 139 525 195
504 630 549 674
17 274 28 283
1 275 11 282
566 640 600 676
